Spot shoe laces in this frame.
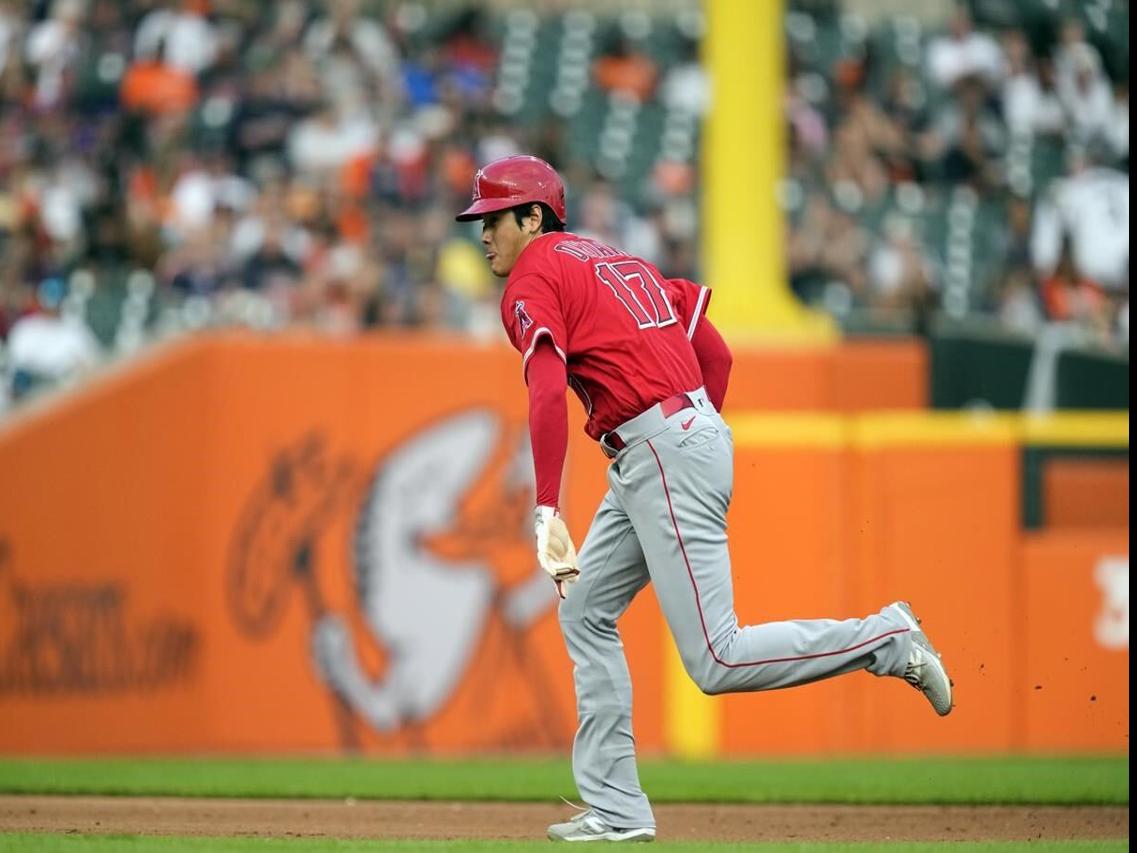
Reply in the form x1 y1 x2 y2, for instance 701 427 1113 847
904 642 935 689
559 796 591 822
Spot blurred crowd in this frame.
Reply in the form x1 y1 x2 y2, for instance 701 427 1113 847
785 1 1128 342
0 0 708 406
0 0 1129 409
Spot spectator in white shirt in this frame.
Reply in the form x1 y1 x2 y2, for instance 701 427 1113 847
926 4 1004 91
1031 143 1129 290
24 0 83 109
1001 31 1064 136
303 0 400 110
133 0 217 77
286 103 379 177
1056 43 1114 146
7 277 101 402
660 37 709 117
1104 81 1128 163
0 0 22 80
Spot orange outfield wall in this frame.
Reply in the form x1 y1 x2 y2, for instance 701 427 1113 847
718 441 1023 755
1019 530 1129 750
722 339 927 411
0 335 1125 755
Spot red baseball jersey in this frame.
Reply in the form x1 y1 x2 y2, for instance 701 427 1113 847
500 232 711 440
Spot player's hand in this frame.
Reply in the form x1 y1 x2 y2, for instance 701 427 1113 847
535 505 579 598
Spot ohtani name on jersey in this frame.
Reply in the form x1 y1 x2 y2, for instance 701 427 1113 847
554 239 622 262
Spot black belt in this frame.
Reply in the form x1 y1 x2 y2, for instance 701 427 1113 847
601 392 696 455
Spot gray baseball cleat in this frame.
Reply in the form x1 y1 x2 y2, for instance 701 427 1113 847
547 810 656 843
890 601 954 716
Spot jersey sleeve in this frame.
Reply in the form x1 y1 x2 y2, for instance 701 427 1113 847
501 273 568 378
664 277 712 340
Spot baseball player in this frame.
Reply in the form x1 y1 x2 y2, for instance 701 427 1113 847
456 155 953 843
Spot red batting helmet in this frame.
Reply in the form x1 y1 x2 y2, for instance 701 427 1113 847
455 155 567 223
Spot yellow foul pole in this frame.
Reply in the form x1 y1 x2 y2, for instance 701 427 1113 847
702 0 835 341
666 0 839 764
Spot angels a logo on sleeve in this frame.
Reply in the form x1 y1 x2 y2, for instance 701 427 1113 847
514 300 534 338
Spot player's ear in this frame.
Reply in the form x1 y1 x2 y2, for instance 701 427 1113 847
525 203 544 234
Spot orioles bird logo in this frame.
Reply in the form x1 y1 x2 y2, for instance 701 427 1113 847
306 410 569 750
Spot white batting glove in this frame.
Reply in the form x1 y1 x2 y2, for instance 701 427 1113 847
535 505 579 598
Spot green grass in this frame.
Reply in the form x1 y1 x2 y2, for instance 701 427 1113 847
0 838 1130 853
0 756 1127 805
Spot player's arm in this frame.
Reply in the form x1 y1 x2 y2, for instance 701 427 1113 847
501 275 579 596
663 275 729 409
690 317 732 412
526 339 568 508
526 339 579 598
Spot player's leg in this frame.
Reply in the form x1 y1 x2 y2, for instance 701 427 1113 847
614 411 913 696
556 488 655 833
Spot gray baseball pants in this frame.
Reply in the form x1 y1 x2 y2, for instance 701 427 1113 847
558 386 916 830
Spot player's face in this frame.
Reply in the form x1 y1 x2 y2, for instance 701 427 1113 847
481 209 538 278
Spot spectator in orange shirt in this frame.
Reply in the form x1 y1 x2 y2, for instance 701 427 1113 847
1041 236 1110 337
593 35 657 102
120 39 198 115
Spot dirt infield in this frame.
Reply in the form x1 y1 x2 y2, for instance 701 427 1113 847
0 796 1129 843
